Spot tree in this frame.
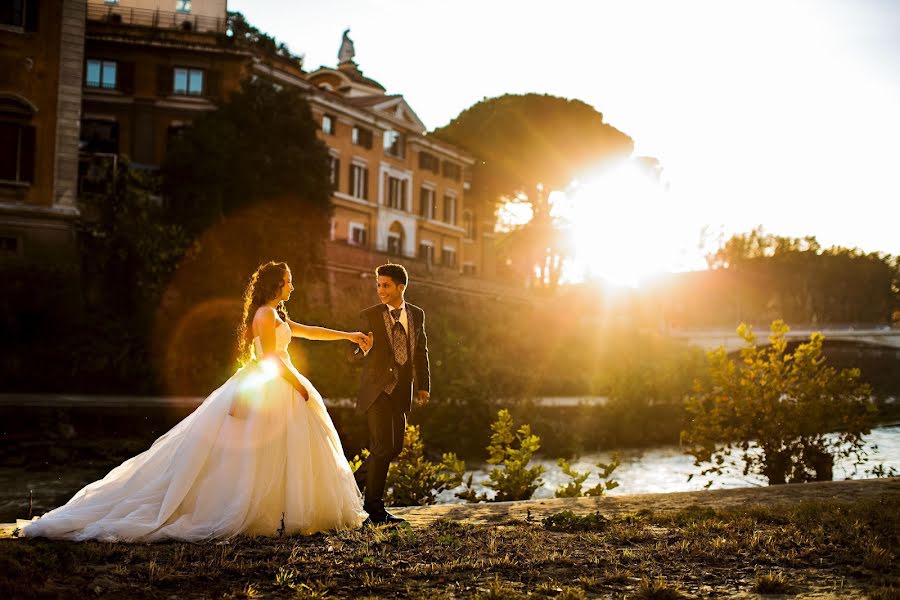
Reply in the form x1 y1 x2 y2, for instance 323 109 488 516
225 12 304 68
681 320 877 485
162 77 333 279
702 227 897 324
80 159 192 320
432 94 634 289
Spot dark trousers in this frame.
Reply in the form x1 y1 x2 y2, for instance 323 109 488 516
354 390 408 512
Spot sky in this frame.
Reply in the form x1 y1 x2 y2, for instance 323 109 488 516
230 0 899 280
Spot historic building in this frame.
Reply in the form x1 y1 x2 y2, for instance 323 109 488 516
0 0 83 265
1 2 496 281
308 31 495 280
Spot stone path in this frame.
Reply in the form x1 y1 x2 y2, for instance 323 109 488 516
392 477 899 527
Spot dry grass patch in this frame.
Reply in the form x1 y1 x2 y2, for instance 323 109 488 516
0 496 896 598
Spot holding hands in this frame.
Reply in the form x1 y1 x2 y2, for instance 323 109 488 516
348 331 374 353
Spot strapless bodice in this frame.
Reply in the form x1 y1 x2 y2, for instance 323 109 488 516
251 320 292 360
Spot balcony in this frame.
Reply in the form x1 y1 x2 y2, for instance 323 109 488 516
87 3 226 34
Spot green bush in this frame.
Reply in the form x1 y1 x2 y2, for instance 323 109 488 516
385 425 465 506
543 510 609 532
682 320 877 485
458 409 544 502
555 453 620 498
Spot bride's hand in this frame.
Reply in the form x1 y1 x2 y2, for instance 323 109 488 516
347 331 368 346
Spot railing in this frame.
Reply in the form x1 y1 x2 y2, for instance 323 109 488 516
86 4 226 34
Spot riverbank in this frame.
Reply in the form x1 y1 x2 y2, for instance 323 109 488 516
2 478 897 599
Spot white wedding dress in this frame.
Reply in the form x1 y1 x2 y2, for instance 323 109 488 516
20 321 367 541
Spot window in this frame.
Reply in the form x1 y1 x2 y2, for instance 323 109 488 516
442 160 461 181
104 0 119 5
166 122 189 152
85 59 117 90
419 151 439 174
1 0 30 29
329 155 340 189
322 114 335 135
175 0 192 13
349 223 367 247
383 130 405 158
442 248 457 269
443 193 456 225
387 233 402 256
419 242 434 265
80 119 119 154
419 187 435 220
386 176 406 210
349 163 369 199
0 235 20 257
173 68 204 96
0 122 35 184
463 210 475 239
351 126 373 149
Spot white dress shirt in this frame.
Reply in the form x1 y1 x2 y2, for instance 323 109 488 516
387 301 408 334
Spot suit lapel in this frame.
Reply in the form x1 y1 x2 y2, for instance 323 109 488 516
408 305 417 361
380 305 392 345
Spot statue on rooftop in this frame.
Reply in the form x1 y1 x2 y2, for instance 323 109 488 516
338 29 355 64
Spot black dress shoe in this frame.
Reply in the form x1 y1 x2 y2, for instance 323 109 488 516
367 510 406 525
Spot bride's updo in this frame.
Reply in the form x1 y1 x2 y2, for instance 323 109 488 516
237 261 291 362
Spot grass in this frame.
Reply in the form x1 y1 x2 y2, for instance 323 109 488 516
1 496 897 598
752 570 792 594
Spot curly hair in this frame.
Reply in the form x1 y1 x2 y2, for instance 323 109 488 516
237 261 291 362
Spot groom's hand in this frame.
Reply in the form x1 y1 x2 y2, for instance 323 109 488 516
359 332 374 354
415 390 430 407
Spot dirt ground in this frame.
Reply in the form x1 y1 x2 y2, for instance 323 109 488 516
1 478 897 599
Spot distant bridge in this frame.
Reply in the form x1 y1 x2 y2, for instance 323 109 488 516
668 326 900 354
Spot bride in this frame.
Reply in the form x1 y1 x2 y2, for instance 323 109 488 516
20 261 369 541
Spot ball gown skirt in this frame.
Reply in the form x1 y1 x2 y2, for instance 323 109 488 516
20 321 367 542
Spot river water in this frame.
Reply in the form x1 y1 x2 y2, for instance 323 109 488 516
3 425 898 521
436 424 900 503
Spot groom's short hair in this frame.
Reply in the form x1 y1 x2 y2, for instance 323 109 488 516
376 263 408 287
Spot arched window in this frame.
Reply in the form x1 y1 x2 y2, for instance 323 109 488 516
387 221 405 256
0 94 36 185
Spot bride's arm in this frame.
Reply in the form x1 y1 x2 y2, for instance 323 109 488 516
253 308 309 400
286 318 367 346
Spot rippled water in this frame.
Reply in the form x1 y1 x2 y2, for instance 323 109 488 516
436 424 900 503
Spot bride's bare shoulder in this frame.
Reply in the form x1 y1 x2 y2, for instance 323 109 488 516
252 306 277 328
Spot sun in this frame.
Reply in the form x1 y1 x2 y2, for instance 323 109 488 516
562 161 679 287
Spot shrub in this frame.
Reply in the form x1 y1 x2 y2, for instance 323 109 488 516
386 425 465 506
682 320 876 485
555 453 620 497
458 409 544 502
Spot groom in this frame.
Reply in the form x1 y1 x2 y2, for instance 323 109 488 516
354 264 431 524
352 263 430 524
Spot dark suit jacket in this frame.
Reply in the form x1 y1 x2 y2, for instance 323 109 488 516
352 302 430 415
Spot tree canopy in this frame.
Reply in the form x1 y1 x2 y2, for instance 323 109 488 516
432 94 634 289
703 227 898 325
432 93 634 203
163 77 333 268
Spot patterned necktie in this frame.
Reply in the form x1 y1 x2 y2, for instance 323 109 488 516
390 308 408 365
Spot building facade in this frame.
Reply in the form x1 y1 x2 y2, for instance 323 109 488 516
307 36 495 280
0 0 83 265
1 3 496 281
